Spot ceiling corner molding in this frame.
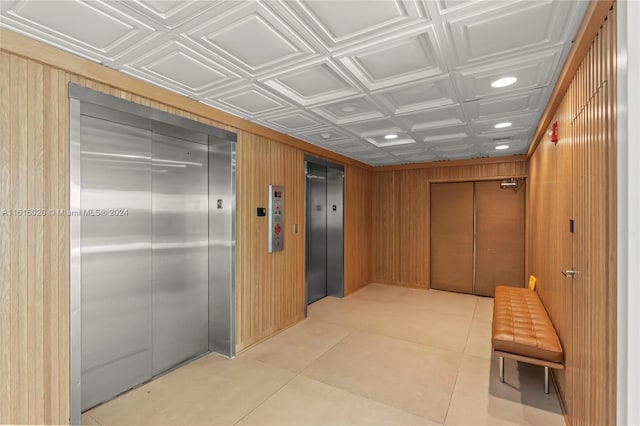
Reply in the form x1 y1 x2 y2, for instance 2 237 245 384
0 28 373 171
373 154 528 172
527 0 615 158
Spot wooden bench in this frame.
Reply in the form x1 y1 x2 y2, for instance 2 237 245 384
491 286 564 394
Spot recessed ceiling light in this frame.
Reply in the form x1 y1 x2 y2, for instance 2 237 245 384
321 133 331 140
495 144 510 150
384 134 398 140
340 104 357 113
494 122 512 129
491 77 517 88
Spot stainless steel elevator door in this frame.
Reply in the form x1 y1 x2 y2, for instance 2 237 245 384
306 167 328 304
80 116 153 411
152 133 209 375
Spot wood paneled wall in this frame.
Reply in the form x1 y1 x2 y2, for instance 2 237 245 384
0 31 373 424
343 165 373 295
1 52 70 425
235 132 305 351
527 6 617 425
371 160 527 288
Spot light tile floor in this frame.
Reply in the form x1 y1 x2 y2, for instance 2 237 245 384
83 284 565 426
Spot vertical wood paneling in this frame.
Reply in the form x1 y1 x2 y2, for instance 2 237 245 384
42 66 59 424
10 54 29 425
234 132 305 351
398 170 429 286
26 59 45 425
372 161 527 288
527 7 616 425
527 89 574 408
57 70 70 425
343 165 373 295
372 171 399 284
0 51 12 423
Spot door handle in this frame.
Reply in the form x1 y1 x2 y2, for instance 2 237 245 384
562 269 577 278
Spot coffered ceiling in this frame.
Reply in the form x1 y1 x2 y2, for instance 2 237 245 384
0 0 588 166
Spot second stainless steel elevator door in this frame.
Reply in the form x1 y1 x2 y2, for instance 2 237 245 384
152 133 209 375
306 166 328 304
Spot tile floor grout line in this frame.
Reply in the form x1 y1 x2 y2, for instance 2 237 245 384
442 352 464 425
231 368 298 426
233 327 358 426
441 298 478 424
344 324 470 358
298 327 357 376
86 412 102 425
298 370 445 424
462 298 479 352
298 373 442 425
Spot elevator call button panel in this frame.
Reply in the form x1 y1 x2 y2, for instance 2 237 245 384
268 185 284 253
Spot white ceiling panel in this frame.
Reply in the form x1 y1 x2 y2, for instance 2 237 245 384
470 113 537 136
412 124 470 144
396 104 465 131
438 150 480 160
338 28 446 90
296 127 354 145
277 0 426 51
454 48 563 101
122 40 239 95
258 110 325 134
365 134 416 148
203 84 291 118
263 60 358 106
434 0 488 14
114 0 220 30
185 2 317 75
463 89 543 121
343 118 403 138
373 75 456 114
0 0 153 62
0 0 588 164
444 0 581 68
311 96 386 124
431 142 475 152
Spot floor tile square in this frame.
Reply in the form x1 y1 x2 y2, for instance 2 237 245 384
87 355 295 426
301 330 462 423
236 375 440 426
242 319 352 373
445 355 564 426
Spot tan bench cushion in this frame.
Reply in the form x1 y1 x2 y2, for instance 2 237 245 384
492 286 563 363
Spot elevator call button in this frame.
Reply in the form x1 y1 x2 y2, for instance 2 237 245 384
268 185 284 253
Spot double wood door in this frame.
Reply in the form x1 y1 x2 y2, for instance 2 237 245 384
430 180 525 296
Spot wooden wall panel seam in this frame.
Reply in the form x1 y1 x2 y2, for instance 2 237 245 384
0 51 12 425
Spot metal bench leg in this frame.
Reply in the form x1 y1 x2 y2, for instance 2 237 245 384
544 366 549 394
499 357 504 382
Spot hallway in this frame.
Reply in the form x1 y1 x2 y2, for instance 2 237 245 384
82 284 563 426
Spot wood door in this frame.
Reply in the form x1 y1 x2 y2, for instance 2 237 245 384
475 180 526 296
430 182 474 293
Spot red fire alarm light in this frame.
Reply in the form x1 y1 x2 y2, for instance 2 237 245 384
550 121 559 144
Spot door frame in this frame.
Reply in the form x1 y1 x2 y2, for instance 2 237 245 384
303 155 344 316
